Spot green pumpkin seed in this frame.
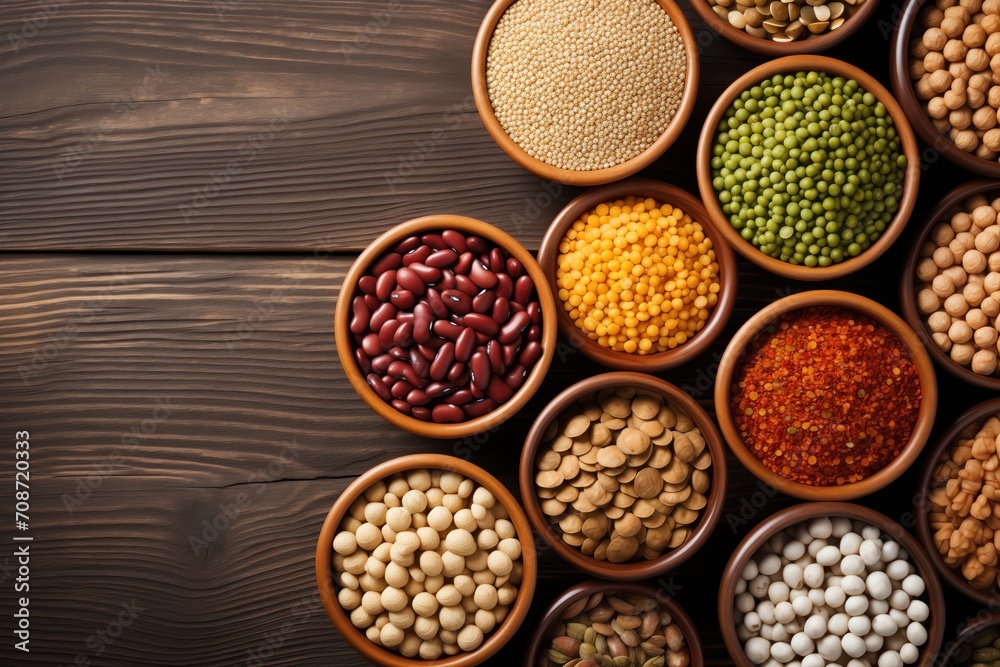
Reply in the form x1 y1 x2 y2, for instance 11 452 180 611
973 647 1000 661
584 627 598 646
580 644 598 660
612 657 630 667
568 623 587 642
599 656 616 667
642 658 665 667
547 648 570 664
595 635 609 655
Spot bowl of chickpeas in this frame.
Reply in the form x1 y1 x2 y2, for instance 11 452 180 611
891 0 1000 178
536 178 738 371
901 179 1000 389
316 454 537 666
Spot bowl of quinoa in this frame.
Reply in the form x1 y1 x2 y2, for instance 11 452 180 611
471 0 700 185
714 290 938 500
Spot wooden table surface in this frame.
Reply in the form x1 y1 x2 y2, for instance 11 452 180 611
0 0 993 665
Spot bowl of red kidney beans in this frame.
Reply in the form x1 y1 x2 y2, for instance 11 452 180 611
336 215 558 438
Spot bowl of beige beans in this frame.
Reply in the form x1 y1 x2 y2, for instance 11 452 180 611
317 454 537 666
519 372 727 580
902 180 1000 389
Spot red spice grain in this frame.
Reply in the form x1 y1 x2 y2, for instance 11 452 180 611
730 306 922 486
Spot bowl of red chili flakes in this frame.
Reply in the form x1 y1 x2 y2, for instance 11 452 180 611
714 290 938 501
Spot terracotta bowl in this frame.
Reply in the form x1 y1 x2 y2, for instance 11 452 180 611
535 178 738 372
719 502 946 667
696 55 921 281
916 398 1000 608
899 179 1000 391
688 0 880 56
525 580 704 667
936 613 1000 665
334 215 557 439
316 453 538 667
519 372 727 580
714 290 938 500
891 0 1000 179
471 0 699 186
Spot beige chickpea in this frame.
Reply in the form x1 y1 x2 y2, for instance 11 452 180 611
953 342 978 364
427 506 452 532
494 519 516 540
966 281 988 306
435 583 463 607
985 0 1000 11
952 107 975 129
925 26 950 50
936 244 958 267
334 531 358 556
966 248 990 273
935 117 955 133
461 595 478 614
438 472 462 494
457 479 475 499
444 529 477 557
978 227 1000 253
918 258 942 283
414 614 439 640
930 68 955 93
944 264 970 286
405 469 431 492
366 556 387 580
364 480 388 503
969 47 992 71
955 210 976 231
362 590 384 615
472 569 496 586
419 550 443 578
974 349 1000 374
373 542 392 563
441 550 466 577
385 506 411 533
379 622 405 648
465 549 488 572
381 586 409 613
912 59 929 79
971 73 994 92
400 634 421 658
983 295 1000 317
934 331 955 351
975 326 999 347
425 487 444 508
986 14 1000 34
457 625 484 652
339 587 362 611
956 128 980 151
947 292 972 316
975 106 999 130
930 310 954 332
990 251 1000 270
913 37 933 60
475 608 497 633
944 17 969 40
984 128 1000 151
919 288 943 314
423 574 444 595
969 86 987 108
349 497 368 522
417 526 440 551
385 561 409 589
418 637 443 659
934 273 957 297
946 86 970 109
384 493 401 509
976 145 996 163
986 272 1000 292
929 96 950 119
351 606 374 629
359 572 388 594
387 477 409 499
390 607 416 631
969 308 990 329
453 508 478 533
442 493 464 514
918 75 939 100
473 584 499 611
989 32 1000 55
439 605 466 632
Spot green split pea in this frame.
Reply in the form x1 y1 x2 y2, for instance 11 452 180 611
710 71 907 267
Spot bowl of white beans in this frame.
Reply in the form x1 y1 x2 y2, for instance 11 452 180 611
719 502 944 667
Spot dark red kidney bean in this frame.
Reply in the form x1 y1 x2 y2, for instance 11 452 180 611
412 406 432 421
389 345 409 361
390 289 416 311
359 275 377 295
369 303 397 332
394 321 414 347
470 383 485 399
361 333 382 356
423 335 445 350
407 388 432 406
392 399 412 416
395 267 424 295
425 288 449 319
496 273 513 299
502 342 520 368
527 324 541 342
417 343 437 360
506 257 523 278
464 312 499 337
467 236 489 254
492 297 510 324
441 289 472 315
475 332 491 345
409 263 441 284
438 270 456 290
487 340 505 374
402 245 432 267
363 294 380 312
378 320 401 348
430 342 455 381
469 260 499 289
367 374 392 401
432 319 463 341
518 340 541 367
421 233 447 250
425 381 455 398
372 354 393 374
509 301 525 314
413 303 433 341
388 360 425 387
447 362 465 382
490 248 505 273
513 275 534 305
470 351 491 391
441 230 469 254
504 364 527 390
391 380 413 400
374 268 400 300
409 348 430 377
350 296 371 334
396 311 414 325
486 376 514 403
355 348 372 374
454 252 474 276
455 327 476 362
432 403 464 423
526 301 541 324
463 398 498 419
381 374 396 387
426 249 459 269
371 252 402 276
449 390 473 405
472 290 495 314
455 275 479 296
498 310 531 344
395 236 420 254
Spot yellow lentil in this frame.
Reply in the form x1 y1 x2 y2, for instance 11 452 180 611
556 196 721 355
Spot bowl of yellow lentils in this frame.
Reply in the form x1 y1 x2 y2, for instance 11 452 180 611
537 178 738 371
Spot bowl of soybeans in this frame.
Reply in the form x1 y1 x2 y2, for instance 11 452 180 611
519 372 727 580
471 0 699 185
902 180 1000 389
536 178 738 372
892 0 1000 178
317 453 537 666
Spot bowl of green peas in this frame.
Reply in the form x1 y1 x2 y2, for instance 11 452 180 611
696 55 921 280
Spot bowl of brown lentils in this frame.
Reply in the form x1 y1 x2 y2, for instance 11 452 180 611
471 0 699 186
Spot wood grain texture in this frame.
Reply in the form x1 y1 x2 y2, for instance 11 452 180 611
0 252 988 665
